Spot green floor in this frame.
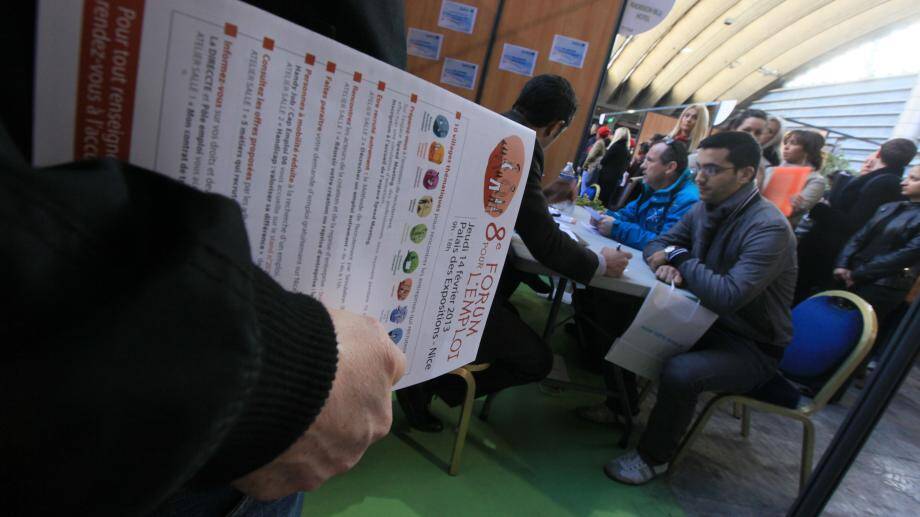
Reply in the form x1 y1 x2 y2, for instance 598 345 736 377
302 286 684 516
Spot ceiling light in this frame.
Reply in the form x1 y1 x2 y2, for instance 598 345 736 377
681 47 693 53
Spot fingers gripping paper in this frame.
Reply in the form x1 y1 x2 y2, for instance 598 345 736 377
605 282 717 379
32 0 534 389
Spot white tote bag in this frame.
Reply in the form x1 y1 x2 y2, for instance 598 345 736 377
605 281 718 380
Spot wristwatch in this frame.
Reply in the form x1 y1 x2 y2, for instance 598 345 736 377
663 245 676 255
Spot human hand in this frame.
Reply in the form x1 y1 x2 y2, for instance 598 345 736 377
601 247 633 277
655 265 683 285
233 309 406 500
646 250 668 270
791 194 806 211
833 268 854 288
595 215 615 235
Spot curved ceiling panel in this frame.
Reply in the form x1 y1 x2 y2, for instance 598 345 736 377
602 0 920 110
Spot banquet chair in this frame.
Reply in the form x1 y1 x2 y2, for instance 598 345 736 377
669 291 878 492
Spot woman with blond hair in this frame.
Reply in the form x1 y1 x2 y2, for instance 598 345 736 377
668 103 710 152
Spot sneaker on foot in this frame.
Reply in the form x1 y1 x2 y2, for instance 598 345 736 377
603 450 667 485
575 402 620 425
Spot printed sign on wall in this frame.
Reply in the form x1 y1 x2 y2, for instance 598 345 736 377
407 28 443 60
548 35 589 69
498 43 538 77
438 0 478 34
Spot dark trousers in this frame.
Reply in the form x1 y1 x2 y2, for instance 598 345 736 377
638 326 779 465
572 287 642 414
852 283 908 361
430 300 553 406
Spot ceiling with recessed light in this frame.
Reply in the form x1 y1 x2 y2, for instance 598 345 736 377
601 0 920 110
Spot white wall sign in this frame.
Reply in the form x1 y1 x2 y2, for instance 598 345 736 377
619 0 675 36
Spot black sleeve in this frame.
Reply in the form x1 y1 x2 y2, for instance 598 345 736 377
0 143 338 516
811 176 903 235
515 164 598 285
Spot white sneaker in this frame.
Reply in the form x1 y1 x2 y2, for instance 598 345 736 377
604 450 668 485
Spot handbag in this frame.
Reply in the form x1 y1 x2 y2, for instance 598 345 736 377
605 281 718 379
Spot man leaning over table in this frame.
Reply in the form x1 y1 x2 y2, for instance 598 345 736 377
574 136 699 425
397 74 634 432
605 131 797 485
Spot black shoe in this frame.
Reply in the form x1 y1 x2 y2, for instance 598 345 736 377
396 385 443 433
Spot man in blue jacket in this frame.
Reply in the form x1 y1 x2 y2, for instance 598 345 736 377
592 138 698 250
574 138 698 425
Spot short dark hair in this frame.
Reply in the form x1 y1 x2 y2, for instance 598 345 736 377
655 139 688 174
512 74 578 128
784 130 825 170
727 109 768 130
698 131 762 178
879 138 918 169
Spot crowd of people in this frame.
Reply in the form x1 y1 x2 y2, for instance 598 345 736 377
3 1 919 515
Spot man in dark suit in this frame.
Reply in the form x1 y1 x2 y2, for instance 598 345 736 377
399 75 633 431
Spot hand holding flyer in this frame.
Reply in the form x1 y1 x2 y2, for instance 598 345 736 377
33 0 534 388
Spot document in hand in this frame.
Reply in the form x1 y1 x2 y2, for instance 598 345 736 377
32 0 534 388
761 166 812 216
605 282 717 379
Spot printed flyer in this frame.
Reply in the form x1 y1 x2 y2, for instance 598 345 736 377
33 0 533 389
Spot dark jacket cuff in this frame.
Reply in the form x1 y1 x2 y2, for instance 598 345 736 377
192 266 338 486
668 248 690 267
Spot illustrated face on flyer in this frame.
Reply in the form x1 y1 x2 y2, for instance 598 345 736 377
402 251 420 273
397 278 413 300
409 224 428 243
483 135 524 217
428 142 444 164
423 169 440 190
389 305 408 324
416 196 433 217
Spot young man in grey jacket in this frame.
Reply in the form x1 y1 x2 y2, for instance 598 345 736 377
606 131 797 485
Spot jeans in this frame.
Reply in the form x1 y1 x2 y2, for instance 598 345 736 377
638 326 779 465
150 486 304 517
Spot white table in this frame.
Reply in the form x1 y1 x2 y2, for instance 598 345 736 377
511 205 667 341
510 206 663 447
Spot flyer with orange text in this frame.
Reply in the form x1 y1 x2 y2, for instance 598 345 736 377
33 0 533 388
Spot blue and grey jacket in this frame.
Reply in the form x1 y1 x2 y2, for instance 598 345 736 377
605 169 699 250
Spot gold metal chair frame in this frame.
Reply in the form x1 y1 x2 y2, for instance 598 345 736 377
444 362 491 475
669 290 878 492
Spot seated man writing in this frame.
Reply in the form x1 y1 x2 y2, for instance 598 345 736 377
592 137 699 250
606 131 797 485
398 75 633 432
574 136 698 424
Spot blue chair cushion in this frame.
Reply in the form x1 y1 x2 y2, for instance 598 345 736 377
779 296 863 379
747 373 801 409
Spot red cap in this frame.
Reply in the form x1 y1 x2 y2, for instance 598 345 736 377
597 126 611 139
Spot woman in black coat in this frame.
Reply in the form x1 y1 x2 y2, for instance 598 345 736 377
834 165 920 323
795 139 917 303
596 127 632 208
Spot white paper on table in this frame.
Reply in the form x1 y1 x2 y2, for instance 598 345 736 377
33 0 534 389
